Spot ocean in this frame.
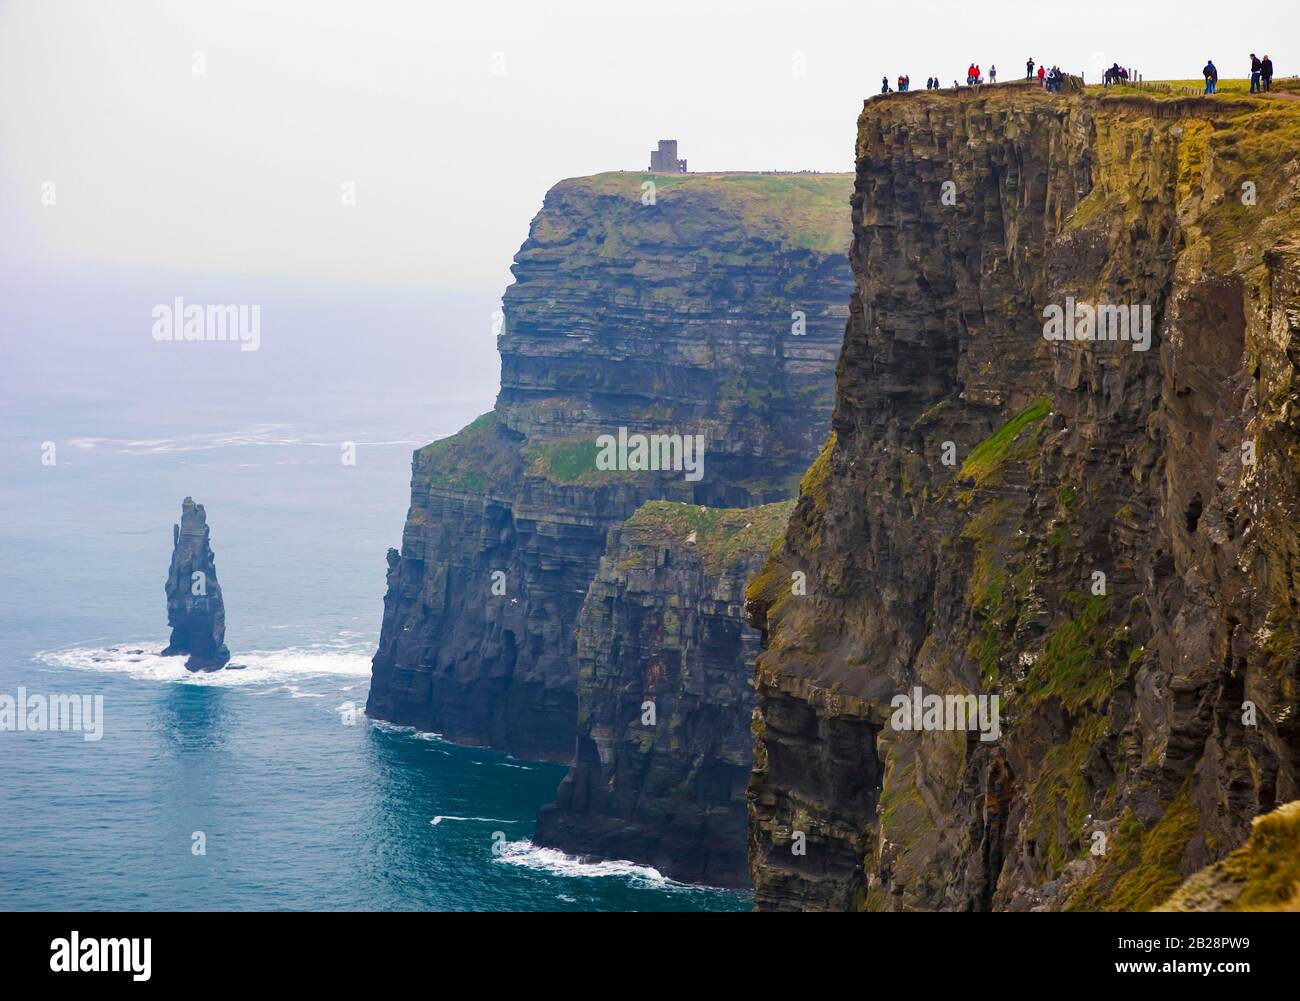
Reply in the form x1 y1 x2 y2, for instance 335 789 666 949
0 273 748 912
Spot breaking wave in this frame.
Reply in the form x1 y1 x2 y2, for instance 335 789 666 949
494 841 705 891
35 639 373 688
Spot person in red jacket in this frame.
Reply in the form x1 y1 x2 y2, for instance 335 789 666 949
1037 64 1046 86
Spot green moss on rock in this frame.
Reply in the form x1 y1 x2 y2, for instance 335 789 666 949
418 412 523 494
1158 800 1300 911
958 397 1052 487
627 498 794 576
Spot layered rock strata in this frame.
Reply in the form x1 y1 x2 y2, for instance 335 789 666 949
534 500 792 886
368 172 854 764
747 87 1300 910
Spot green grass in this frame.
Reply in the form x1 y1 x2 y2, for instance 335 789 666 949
1156 799 1300 911
625 499 795 575
418 412 522 495
557 171 855 255
1026 713 1111 877
959 398 1052 487
1020 594 1129 712
1067 784 1201 911
1208 801 1300 910
526 438 601 483
523 436 638 485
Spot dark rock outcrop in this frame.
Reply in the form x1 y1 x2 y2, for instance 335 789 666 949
748 88 1300 910
161 497 230 672
367 172 854 762
534 500 791 887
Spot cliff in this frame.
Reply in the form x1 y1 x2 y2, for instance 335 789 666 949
1157 799 1300 911
161 497 230 672
367 172 854 762
534 499 792 887
747 86 1300 910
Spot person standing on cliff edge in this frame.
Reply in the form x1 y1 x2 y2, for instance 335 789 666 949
1204 59 1218 93
990 64 997 83
1026 57 1035 79
1262 55 1274 91
1251 53 1262 93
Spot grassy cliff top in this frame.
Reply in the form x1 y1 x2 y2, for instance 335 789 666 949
624 499 795 575
539 171 854 255
864 77 1300 113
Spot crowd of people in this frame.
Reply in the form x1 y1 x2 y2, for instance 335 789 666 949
883 58 1067 94
879 52 1281 99
1102 63 1133 86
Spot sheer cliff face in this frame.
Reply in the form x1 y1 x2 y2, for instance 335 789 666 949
748 89 1300 910
496 173 853 496
368 173 853 761
535 500 791 887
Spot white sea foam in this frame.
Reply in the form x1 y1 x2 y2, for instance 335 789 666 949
367 719 417 735
494 840 694 889
63 425 434 457
35 640 373 689
430 815 518 826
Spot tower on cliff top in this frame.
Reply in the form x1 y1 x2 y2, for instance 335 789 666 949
648 139 687 173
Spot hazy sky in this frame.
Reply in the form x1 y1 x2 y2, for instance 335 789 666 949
2 0 1296 295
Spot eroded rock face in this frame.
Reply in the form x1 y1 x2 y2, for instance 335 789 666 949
748 89 1300 911
161 497 230 672
367 172 854 762
534 500 790 887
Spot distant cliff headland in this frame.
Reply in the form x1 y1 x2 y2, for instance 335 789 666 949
367 169 854 885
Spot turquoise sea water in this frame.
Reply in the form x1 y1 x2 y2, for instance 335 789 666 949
0 277 748 912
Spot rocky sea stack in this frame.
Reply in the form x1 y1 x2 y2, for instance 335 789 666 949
162 497 230 672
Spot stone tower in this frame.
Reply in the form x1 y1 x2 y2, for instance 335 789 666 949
648 139 687 173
